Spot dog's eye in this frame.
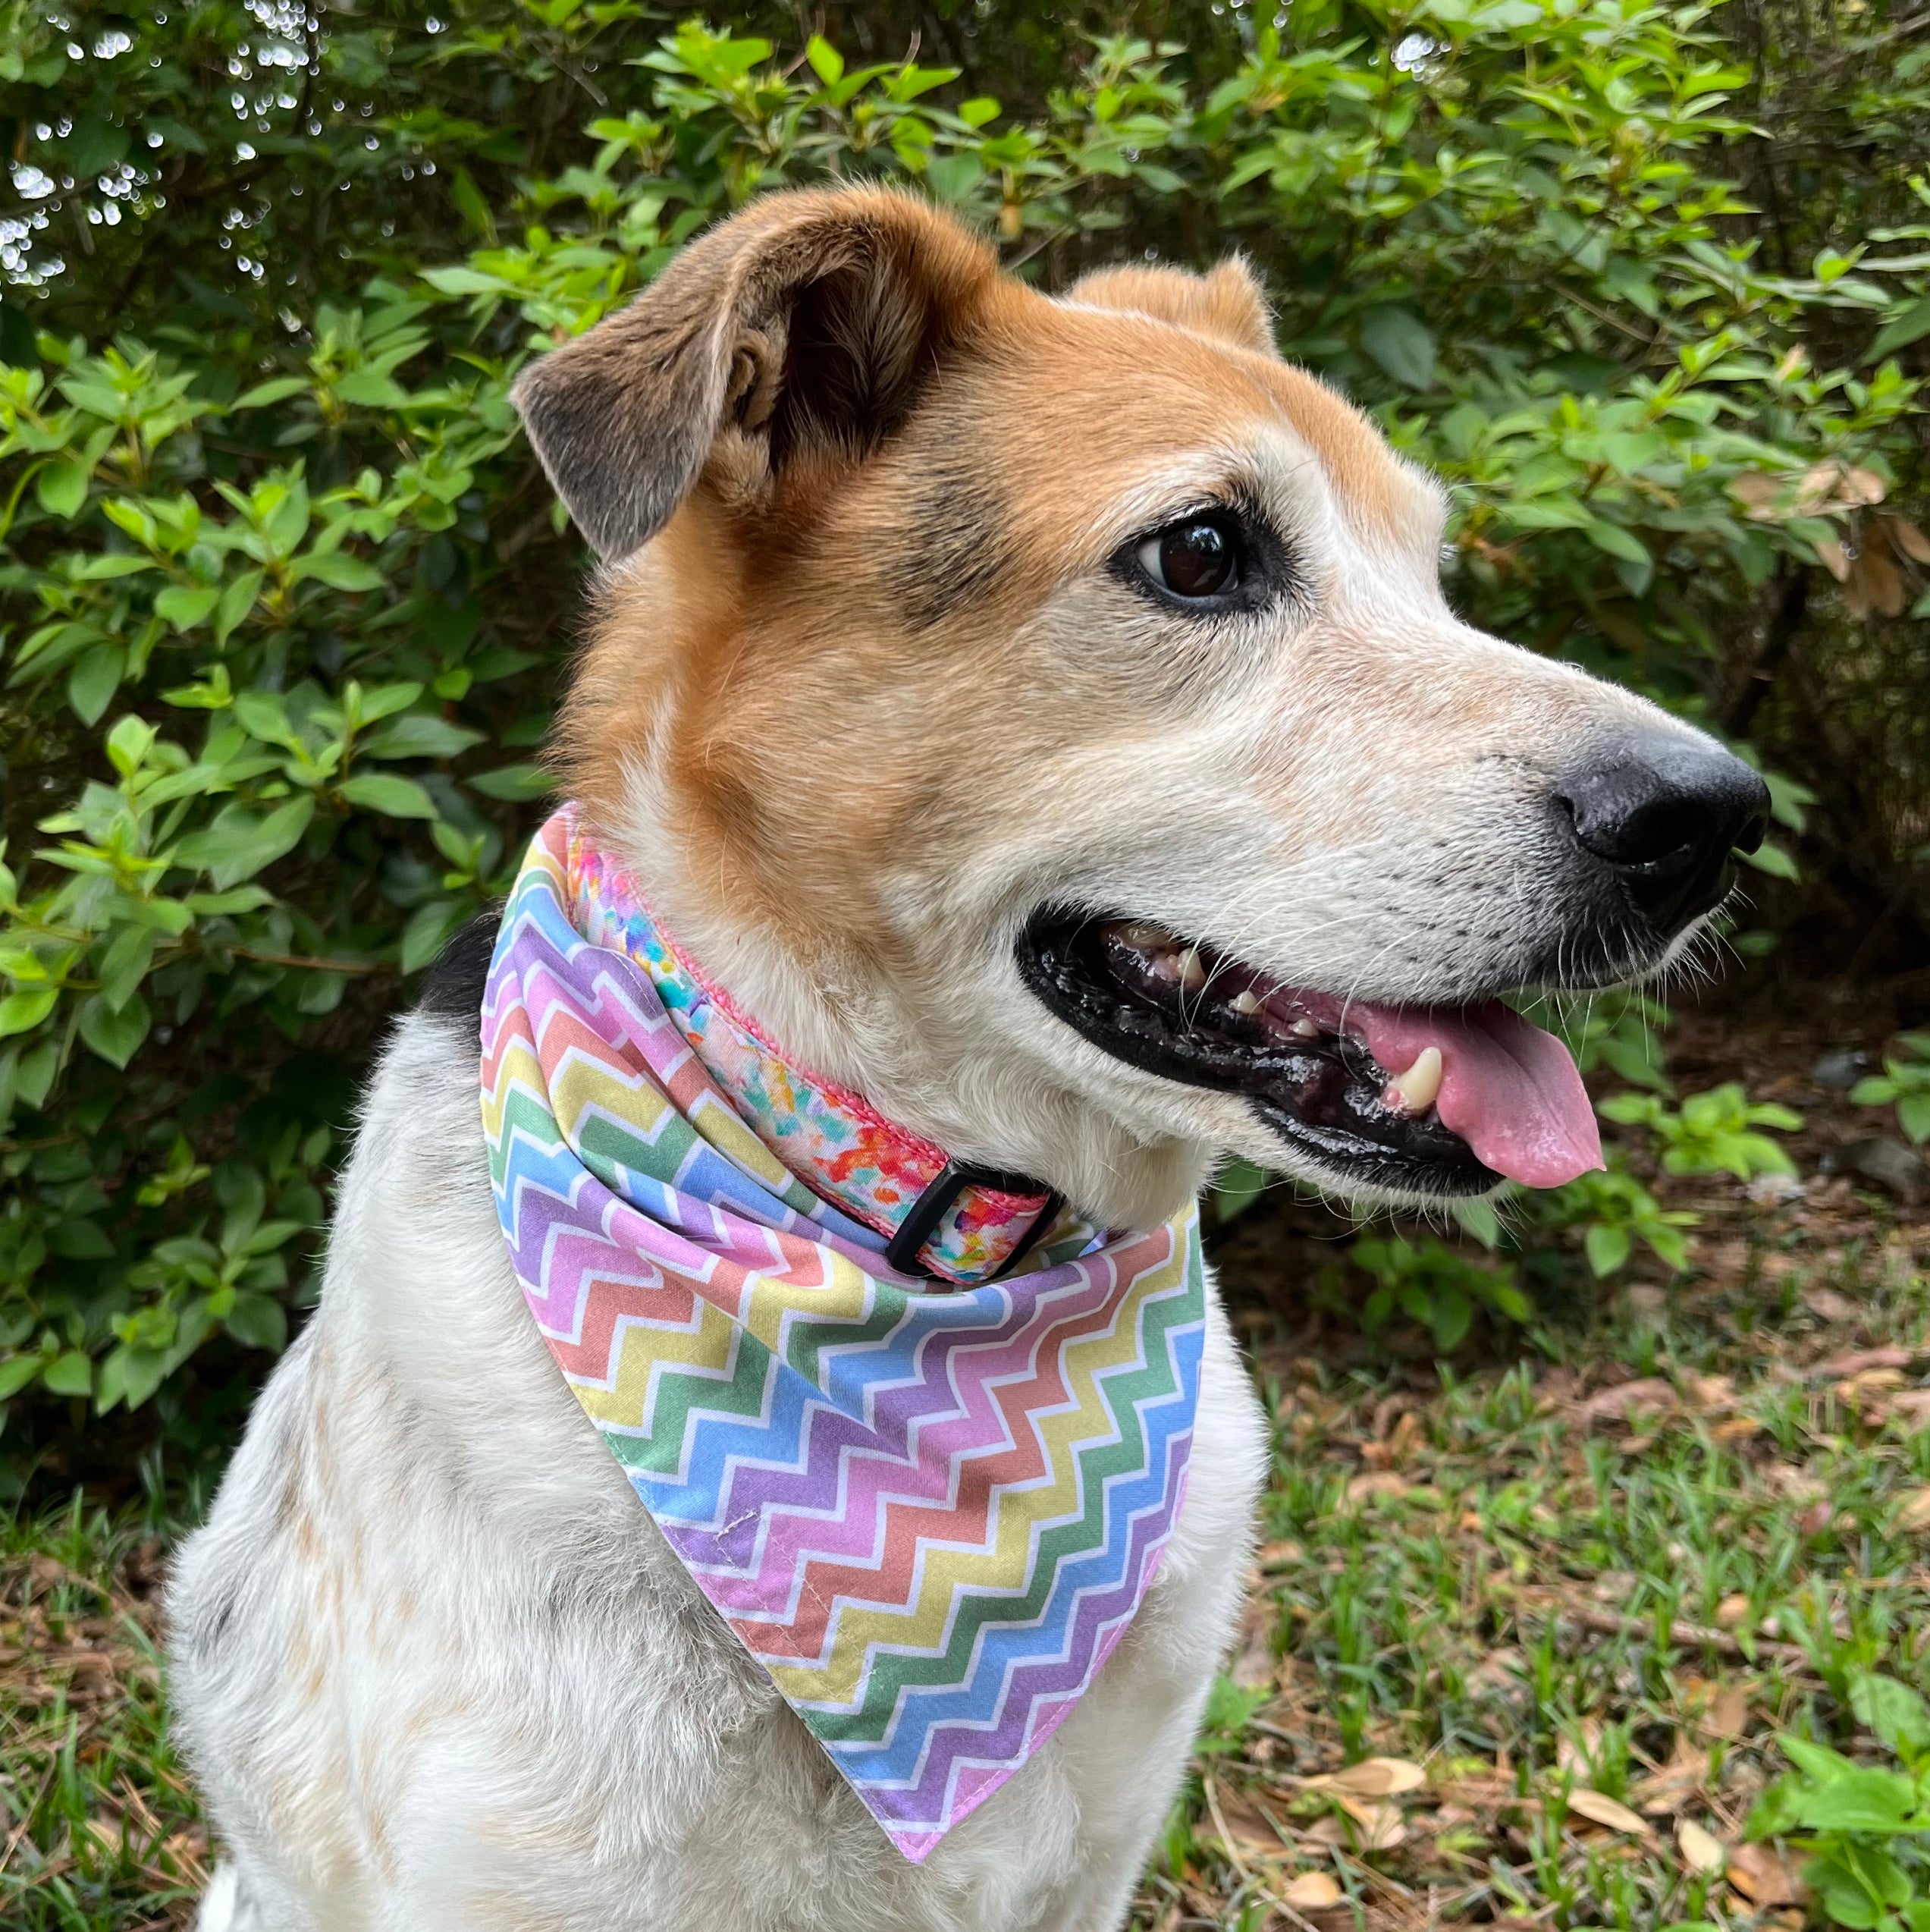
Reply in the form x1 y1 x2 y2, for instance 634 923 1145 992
1137 516 1240 601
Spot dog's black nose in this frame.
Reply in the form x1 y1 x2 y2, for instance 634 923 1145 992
1554 736 1770 934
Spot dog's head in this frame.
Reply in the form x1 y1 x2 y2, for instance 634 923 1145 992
514 187 1768 1228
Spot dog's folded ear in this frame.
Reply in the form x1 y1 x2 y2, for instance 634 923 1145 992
1066 258 1276 359
512 187 1000 562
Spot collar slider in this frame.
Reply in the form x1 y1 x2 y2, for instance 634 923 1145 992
883 1160 1062 1287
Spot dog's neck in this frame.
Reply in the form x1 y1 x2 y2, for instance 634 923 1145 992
563 809 1092 1283
585 775 1216 1233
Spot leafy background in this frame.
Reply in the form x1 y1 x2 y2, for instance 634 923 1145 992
2 2 1930 1926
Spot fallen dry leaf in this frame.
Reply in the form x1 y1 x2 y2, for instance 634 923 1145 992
1895 1487 1930 1531
1712 1415 1763 1444
1844 545 1906 620
1817 1344 1913 1379
1277 1871 1343 1908
1688 1373 1737 1411
1728 1840 1806 1907
1229 1597 1276 1692
1343 1471 1410 1505
1565 1789 1654 1837
1677 1817 1727 1876
1574 1378 1677 1426
1332 1757 1426 1798
1815 536 1852 580
1834 1366 1907 1405
1212 1786 1290 1861
1336 1796 1407 1850
1715 1593 1752 1629
1702 1682 1753 1741
1890 514 1930 564
1803 1285 1862 1324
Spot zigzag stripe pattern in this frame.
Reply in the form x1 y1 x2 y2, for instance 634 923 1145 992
480 812 1205 1862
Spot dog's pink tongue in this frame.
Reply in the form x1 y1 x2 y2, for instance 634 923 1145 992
1352 1001 1603 1188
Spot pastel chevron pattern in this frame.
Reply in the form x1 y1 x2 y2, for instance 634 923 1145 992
480 811 1205 1861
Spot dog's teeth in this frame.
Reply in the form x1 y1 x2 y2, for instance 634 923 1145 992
1142 950 1180 983
1229 988 1263 1016
1386 1045 1444 1116
1291 1018 1320 1038
1175 947 1206 993
1114 920 1171 951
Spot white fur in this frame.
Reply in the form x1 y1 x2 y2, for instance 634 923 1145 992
171 1013 1269 1931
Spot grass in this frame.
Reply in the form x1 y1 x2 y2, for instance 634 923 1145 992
5 1026 1930 1929
1122 1072 1930 1929
0 1504 204 1929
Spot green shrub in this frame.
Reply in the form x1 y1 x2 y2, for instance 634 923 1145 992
0 3 1922 1451
1852 1035 1930 1146
1598 1082 1803 1181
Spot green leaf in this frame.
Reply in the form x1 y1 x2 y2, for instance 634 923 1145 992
1210 1156 1268 1223
231 375 311 409
1869 297 1930 362
805 34 844 83
224 1292 288 1352
1899 1094 1930 1145
1743 840 1801 881
400 898 472 974
78 990 152 1068
0 1354 44 1402
359 714 485 761
1851 1672 1930 1756
95 1342 168 1413
333 367 411 409
155 583 222 630
67 642 126 725
0 988 59 1038
1359 306 1436 389
36 459 89 518
215 567 264 645
1452 1197 1502 1248
1585 1223 1632 1277
97 923 158 1010
293 550 386 592
172 795 316 890
42 1349 93 1397
1428 1285 1473 1350
467 762 552 802
1584 519 1651 567
337 772 438 819
1789 1767 1916 1833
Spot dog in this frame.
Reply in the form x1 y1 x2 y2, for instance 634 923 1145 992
168 184 1768 1932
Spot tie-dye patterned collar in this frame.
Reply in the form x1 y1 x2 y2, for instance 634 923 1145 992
558 807 1072 1286
480 810 1206 1858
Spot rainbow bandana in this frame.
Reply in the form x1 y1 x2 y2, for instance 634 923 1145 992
479 809 1205 1861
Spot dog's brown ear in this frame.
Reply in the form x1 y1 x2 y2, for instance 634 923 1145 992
511 187 1000 561
1066 257 1276 357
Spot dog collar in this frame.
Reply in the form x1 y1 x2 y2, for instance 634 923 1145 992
560 809 1067 1286
480 809 1206 1858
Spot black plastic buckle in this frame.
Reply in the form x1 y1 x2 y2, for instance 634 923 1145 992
883 1159 1063 1287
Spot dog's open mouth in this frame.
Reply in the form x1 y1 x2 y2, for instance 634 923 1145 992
1016 912 1604 1198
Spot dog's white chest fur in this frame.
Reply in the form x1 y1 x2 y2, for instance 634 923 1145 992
168 1012 1270 1932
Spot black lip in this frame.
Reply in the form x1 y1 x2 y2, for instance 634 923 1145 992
1015 909 1499 1198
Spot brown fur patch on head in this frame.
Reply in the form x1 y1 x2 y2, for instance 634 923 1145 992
511 186 1000 559
547 191 1442 990
1065 257 1276 357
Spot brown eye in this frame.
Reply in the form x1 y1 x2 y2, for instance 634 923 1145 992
1138 517 1239 600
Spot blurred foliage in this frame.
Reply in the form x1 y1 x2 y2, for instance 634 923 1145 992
0 0 1926 1475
